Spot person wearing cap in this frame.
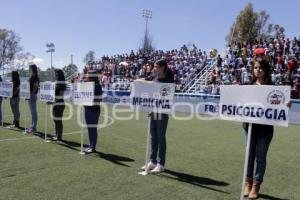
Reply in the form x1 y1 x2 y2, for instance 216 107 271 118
141 59 174 173
84 70 102 153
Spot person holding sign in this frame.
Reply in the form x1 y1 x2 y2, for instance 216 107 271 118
84 70 102 153
243 59 275 199
142 59 174 173
26 64 39 133
52 69 66 141
9 71 21 128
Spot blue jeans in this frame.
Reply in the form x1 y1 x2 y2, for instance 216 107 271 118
0 97 2 122
10 97 20 122
150 113 169 166
28 94 38 131
84 106 100 150
244 124 274 182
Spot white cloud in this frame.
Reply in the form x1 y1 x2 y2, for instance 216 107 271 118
32 57 44 64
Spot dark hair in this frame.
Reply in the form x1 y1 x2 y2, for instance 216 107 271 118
11 71 20 85
155 59 167 68
251 59 272 84
87 70 99 84
29 64 39 82
55 69 66 91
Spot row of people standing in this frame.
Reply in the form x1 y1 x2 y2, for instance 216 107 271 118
0 59 289 199
0 65 102 155
0 65 41 131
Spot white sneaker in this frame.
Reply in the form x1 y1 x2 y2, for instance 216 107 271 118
150 164 165 173
141 161 156 171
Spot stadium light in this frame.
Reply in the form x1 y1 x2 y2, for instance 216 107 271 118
141 9 152 53
46 43 55 81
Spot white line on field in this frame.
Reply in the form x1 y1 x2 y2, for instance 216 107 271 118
0 115 115 142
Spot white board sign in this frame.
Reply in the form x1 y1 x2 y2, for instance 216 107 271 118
0 82 13 97
72 82 95 106
39 82 56 102
20 82 31 99
220 85 290 127
130 81 175 114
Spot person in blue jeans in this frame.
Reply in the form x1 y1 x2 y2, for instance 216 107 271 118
243 59 276 199
84 70 102 153
27 64 39 133
141 59 174 173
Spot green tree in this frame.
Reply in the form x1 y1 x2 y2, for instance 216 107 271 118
226 3 285 45
39 68 53 82
15 52 35 70
83 50 95 64
0 28 23 72
62 64 78 79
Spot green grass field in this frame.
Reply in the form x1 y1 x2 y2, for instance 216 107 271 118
0 99 299 200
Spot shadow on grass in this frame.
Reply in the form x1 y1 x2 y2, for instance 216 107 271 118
56 140 135 167
161 169 230 194
259 194 290 200
96 152 135 167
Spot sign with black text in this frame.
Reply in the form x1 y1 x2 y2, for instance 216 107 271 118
39 82 56 102
72 82 95 106
130 81 175 114
220 85 290 127
0 82 13 97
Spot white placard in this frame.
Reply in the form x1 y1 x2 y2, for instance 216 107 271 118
220 85 291 127
63 83 73 101
0 82 13 97
39 82 56 102
20 82 30 99
130 81 175 114
72 82 95 106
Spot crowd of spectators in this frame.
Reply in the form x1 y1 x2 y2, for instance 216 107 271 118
71 37 300 99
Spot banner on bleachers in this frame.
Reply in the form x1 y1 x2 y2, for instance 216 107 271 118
130 81 175 114
20 82 30 99
0 82 13 97
39 82 56 102
220 85 290 127
72 82 95 106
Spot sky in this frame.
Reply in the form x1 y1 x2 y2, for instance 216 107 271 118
0 0 299 71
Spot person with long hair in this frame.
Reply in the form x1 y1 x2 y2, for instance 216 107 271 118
141 59 174 173
243 59 274 199
52 69 66 141
84 70 102 153
9 71 21 128
26 64 39 133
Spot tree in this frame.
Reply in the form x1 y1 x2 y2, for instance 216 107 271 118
0 28 23 72
14 52 35 70
62 64 78 79
39 67 53 82
226 3 285 45
83 50 95 64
